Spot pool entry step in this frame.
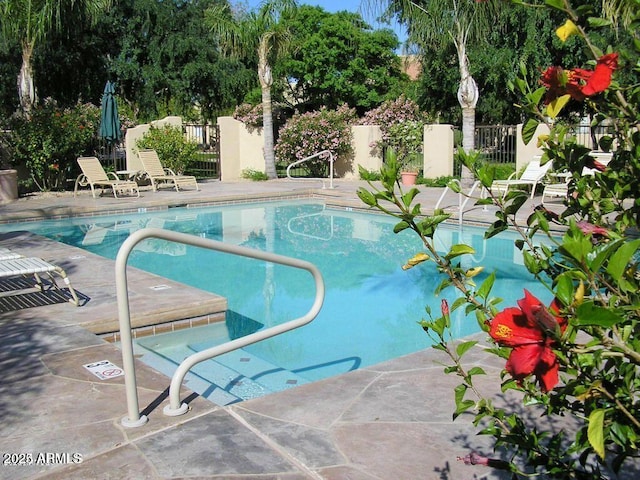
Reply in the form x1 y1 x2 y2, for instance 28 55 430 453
133 339 310 406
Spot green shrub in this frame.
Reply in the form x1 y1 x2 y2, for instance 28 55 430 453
241 168 269 181
8 99 100 191
136 124 200 174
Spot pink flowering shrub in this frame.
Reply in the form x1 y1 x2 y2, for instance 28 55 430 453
233 103 263 132
275 105 356 177
358 95 429 155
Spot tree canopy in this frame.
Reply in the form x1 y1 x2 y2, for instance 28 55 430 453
275 5 408 116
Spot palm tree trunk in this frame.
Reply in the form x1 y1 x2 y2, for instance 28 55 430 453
261 85 277 179
258 36 277 180
455 26 478 187
18 42 36 113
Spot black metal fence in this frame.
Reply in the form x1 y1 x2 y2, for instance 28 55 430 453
475 125 517 164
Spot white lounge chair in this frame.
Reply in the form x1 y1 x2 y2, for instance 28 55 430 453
489 156 553 199
541 152 613 204
138 149 199 192
0 256 80 306
0 247 21 260
74 156 140 199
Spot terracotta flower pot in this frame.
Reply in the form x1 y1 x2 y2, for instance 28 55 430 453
401 171 418 186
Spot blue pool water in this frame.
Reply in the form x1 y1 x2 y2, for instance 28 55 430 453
1 200 550 405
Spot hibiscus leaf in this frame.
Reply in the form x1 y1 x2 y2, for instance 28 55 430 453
544 0 566 11
546 94 572 119
467 366 486 377
606 238 640 282
576 301 622 327
477 271 496 300
588 409 606 460
401 188 420 208
521 118 539 145
555 273 574 307
453 384 475 419
445 244 476 260
456 341 478 357
393 220 410 234
356 188 377 207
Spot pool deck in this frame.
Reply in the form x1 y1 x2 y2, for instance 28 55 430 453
0 179 561 480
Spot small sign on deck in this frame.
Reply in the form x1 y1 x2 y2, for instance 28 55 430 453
83 360 124 380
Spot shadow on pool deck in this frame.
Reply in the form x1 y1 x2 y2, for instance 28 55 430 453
0 180 608 480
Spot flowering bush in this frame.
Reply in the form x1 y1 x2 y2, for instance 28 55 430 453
136 125 200 175
7 99 100 191
358 1 639 478
358 95 429 158
275 105 356 177
233 103 263 132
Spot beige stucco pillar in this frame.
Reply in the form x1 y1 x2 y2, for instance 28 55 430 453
344 125 382 179
423 124 454 179
217 116 264 181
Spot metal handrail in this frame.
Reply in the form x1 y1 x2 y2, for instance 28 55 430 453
116 228 325 427
435 180 485 226
286 150 335 189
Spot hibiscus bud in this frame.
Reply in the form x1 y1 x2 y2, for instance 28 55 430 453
441 299 450 317
574 281 585 305
458 452 510 470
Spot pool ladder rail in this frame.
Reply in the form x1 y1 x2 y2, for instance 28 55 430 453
115 228 325 428
286 150 336 189
434 179 487 225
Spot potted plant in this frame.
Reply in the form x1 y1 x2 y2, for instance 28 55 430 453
385 120 424 186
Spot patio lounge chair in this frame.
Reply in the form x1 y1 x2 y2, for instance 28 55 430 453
74 156 140 199
0 247 21 260
541 152 614 204
137 149 199 192
0 256 80 306
489 156 553 199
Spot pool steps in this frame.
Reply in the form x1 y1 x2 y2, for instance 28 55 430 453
133 333 310 406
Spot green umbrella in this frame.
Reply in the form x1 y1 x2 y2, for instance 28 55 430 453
98 81 122 167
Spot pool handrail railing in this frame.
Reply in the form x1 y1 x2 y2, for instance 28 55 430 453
116 228 325 428
286 150 335 189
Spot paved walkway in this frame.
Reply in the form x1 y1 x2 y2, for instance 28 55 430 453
0 180 562 480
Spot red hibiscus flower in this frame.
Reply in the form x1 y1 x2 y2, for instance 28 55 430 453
540 53 618 103
489 290 566 392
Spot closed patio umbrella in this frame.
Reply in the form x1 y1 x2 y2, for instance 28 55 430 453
98 81 122 168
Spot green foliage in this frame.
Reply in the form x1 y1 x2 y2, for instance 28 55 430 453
359 1 640 477
275 105 356 177
7 100 100 191
136 125 200 174
241 168 269 181
275 5 408 116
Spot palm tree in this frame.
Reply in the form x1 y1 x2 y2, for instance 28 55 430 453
379 0 497 185
0 0 111 113
206 0 297 180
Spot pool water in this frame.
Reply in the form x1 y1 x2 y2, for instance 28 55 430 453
1 200 550 405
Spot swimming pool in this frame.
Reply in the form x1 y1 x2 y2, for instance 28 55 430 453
1 200 550 405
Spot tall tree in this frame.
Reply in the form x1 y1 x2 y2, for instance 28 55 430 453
383 0 497 184
206 0 298 180
276 5 406 116
0 0 111 113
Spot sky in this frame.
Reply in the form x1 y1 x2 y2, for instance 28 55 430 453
242 0 408 45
